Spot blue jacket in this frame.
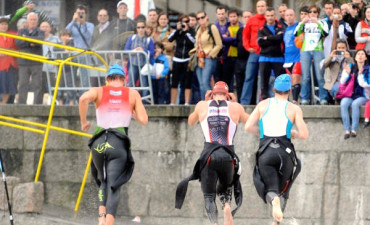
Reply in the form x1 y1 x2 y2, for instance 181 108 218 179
151 54 170 79
124 34 155 65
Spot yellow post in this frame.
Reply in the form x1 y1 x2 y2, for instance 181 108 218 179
74 153 92 211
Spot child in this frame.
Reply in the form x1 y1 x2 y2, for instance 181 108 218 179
151 42 170 104
53 29 76 105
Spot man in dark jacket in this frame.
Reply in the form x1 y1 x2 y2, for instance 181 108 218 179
257 7 285 100
15 12 44 104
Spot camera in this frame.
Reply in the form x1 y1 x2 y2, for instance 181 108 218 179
181 22 186 28
336 51 344 55
78 13 84 19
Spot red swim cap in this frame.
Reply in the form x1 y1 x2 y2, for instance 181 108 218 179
212 81 229 94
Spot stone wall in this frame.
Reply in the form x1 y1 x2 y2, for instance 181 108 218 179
0 105 369 225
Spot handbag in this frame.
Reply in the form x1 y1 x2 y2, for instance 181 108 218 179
187 52 198 72
336 74 355 99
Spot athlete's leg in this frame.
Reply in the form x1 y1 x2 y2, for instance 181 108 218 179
201 161 219 225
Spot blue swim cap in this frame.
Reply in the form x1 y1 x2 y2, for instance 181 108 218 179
274 74 291 92
107 64 125 77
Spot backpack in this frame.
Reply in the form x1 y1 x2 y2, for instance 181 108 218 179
197 24 224 58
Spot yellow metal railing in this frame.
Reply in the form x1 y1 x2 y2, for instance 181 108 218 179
0 32 106 212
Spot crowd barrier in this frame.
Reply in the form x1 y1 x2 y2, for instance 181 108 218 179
43 50 154 105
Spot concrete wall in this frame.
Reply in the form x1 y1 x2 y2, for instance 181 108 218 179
0 105 369 225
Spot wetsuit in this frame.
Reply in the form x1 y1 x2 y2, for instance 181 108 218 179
253 98 301 217
88 86 133 217
175 100 242 224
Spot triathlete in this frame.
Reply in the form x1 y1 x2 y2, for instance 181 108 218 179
245 74 309 225
175 81 249 225
79 64 148 225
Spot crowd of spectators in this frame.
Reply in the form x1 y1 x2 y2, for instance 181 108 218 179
0 0 370 135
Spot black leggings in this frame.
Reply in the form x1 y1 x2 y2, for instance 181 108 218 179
200 150 234 224
91 133 128 217
171 61 193 89
258 146 294 203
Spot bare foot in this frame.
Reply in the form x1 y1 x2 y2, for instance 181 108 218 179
272 197 283 222
223 203 233 225
98 216 106 225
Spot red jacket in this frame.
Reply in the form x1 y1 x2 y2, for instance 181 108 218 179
242 13 266 54
0 31 18 71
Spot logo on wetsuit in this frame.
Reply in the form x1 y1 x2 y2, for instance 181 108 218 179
94 142 114 153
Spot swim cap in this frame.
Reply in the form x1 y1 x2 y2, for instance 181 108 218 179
107 64 125 77
274 74 291 92
212 81 229 94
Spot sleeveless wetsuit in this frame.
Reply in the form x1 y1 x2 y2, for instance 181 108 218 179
258 98 294 208
90 86 132 217
199 100 237 224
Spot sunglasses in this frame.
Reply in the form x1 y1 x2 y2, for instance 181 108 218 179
182 20 190 23
137 26 145 29
196 15 206 20
309 10 318 13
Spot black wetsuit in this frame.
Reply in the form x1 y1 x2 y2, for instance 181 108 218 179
176 100 242 224
89 128 134 217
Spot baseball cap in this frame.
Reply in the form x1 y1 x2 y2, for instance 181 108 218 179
117 0 127 8
274 74 291 92
107 64 125 77
212 81 229 94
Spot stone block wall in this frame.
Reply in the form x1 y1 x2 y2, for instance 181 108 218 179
0 105 369 225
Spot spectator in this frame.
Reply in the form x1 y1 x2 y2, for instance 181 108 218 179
323 39 354 102
40 21 60 96
188 13 198 29
234 11 251 102
0 17 18 104
147 9 158 31
343 3 360 50
355 6 370 56
193 11 222 100
340 49 368 139
53 29 76 106
357 60 370 128
323 6 352 58
145 21 155 37
353 0 365 20
240 0 267 105
284 9 302 104
152 13 175 64
214 6 228 83
112 1 136 50
294 5 329 105
119 0 156 20
168 15 195 105
65 4 94 90
124 21 155 89
257 7 285 101
91 9 113 51
15 12 44 104
277 3 288 28
151 42 170 104
323 1 334 28
221 10 241 92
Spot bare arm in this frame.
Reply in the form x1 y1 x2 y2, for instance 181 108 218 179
244 105 260 136
291 106 309 140
79 88 99 132
238 104 249 124
132 90 148 125
188 102 202 126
